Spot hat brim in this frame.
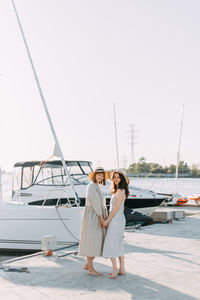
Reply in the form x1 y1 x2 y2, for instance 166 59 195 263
88 171 110 181
109 170 130 184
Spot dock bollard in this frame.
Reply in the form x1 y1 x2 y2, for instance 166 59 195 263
41 235 56 256
151 211 174 223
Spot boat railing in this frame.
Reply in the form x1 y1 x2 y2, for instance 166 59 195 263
42 188 79 207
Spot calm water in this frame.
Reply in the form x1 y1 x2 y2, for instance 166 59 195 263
130 177 200 196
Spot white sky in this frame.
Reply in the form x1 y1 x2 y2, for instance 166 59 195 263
0 0 200 171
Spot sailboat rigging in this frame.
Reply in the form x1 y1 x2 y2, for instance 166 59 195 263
166 104 188 205
175 104 184 193
11 0 80 205
113 102 120 169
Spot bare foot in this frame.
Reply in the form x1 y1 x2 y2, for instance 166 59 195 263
84 263 101 275
118 269 126 275
83 263 89 270
88 271 102 276
110 269 118 279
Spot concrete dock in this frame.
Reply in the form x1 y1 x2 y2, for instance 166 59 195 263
0 208 200 300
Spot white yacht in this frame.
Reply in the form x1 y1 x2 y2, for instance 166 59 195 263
0 159 169 252
12 160 168 216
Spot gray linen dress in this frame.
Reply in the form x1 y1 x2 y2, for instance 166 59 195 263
102 190 126 258
78 182 107 257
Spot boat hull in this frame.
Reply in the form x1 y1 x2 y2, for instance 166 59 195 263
0 199 162 251
0 202 84 252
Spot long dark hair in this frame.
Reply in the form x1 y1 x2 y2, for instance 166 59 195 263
111 172 129 198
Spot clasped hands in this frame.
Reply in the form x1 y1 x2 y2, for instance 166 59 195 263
99 216 109 228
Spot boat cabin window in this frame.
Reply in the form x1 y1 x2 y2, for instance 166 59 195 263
67 162 83 175
13 166 22 191
79 161 92 175
13 166 34 190
13 161 93 190
34 162 92 186
34 164 65 185
23 166 34 188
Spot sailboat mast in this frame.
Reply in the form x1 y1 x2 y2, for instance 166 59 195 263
11 0 80 204
0 166 2 200
113 103 120 169
175 104 184 192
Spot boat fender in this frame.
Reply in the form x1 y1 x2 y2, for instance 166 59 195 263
177 198 188 205
43 249 53 256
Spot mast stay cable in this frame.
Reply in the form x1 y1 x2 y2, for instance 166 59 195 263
11 0 80 205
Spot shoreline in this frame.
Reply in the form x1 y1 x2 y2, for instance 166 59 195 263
128 174 200 178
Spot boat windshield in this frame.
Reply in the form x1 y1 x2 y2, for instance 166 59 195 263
13 161 92 190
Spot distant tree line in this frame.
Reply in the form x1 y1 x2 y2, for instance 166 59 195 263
127 157 200 177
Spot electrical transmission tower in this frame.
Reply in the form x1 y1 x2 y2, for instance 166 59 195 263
128 124 139 166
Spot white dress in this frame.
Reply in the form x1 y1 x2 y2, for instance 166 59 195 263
102 191 126 258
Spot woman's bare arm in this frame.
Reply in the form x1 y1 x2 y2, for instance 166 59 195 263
103 189 125 226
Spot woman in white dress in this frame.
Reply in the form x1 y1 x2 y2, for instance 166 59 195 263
78 167 109 276
102 170 129 279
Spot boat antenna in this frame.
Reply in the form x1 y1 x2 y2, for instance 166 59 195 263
11 0 80 205
175 104 184 193
113 103 120 169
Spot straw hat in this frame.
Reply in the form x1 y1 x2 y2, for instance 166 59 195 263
88 167 110 181
109 169 130 184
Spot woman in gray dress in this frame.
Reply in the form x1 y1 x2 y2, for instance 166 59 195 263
102 170 129 279
78 167 108 276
